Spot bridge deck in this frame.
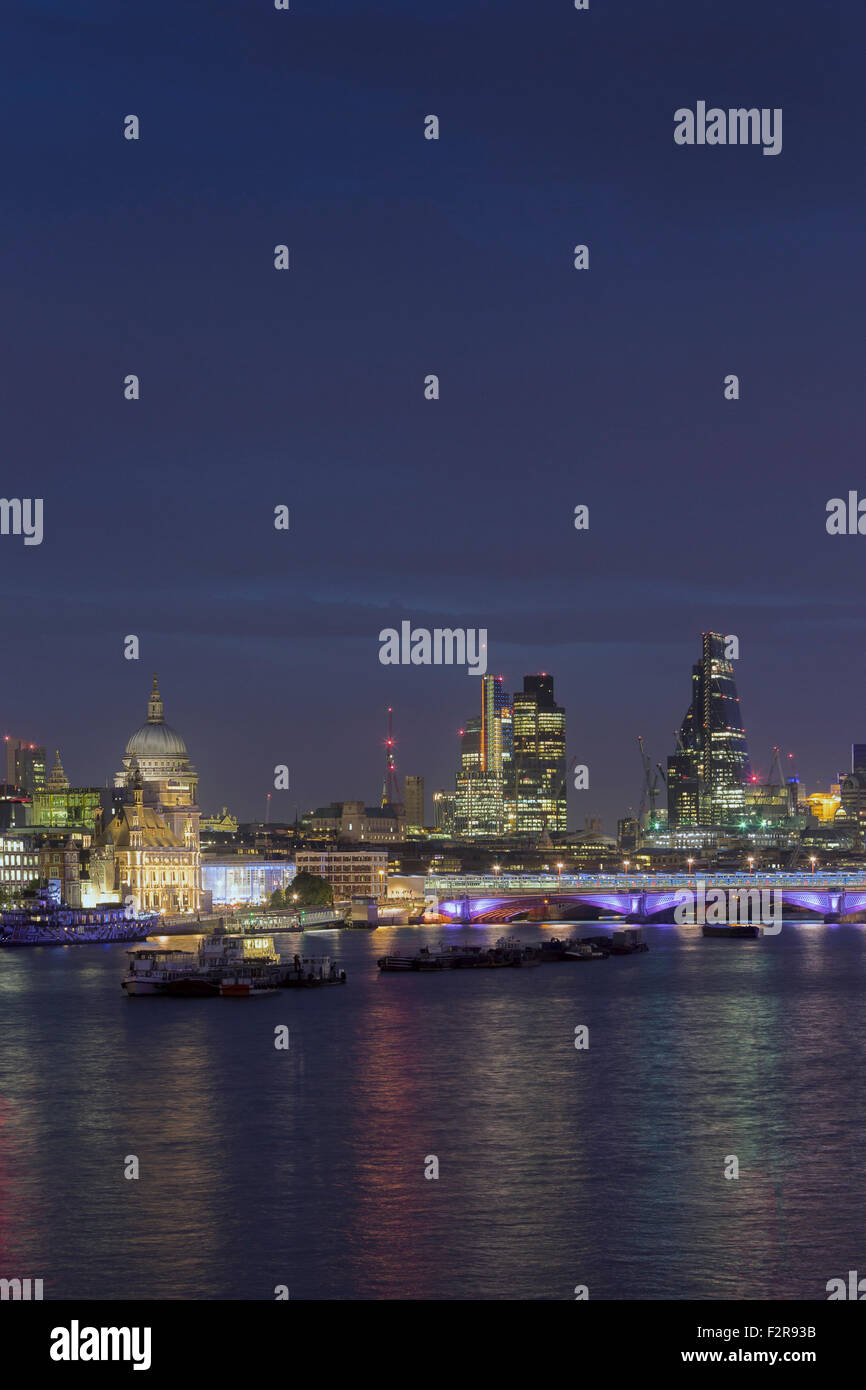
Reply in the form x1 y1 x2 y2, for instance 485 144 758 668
426 872 866 894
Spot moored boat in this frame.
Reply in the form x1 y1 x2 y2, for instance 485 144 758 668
220 966 280 997
122 948 199 994
563 943 608 961
2 901 158 947
702 923 760 939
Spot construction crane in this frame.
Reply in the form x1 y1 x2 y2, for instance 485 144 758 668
786 826 805 870
637 736 661 828
381 707 401 807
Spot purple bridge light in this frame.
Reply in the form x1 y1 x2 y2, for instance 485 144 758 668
428 872 866 926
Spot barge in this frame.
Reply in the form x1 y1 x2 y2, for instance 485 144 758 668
377 932 637 973
702 923 760 939
122 928 346 995
1 902 158 947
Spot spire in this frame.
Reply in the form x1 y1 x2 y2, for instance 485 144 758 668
147 673 164 724
47 749 69 791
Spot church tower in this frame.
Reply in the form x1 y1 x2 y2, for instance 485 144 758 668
102 676 202 913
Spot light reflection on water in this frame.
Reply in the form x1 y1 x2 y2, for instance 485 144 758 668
0 919 864 1300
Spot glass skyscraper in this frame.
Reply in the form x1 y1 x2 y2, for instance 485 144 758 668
667 632 751 827
455 673 566 837
512 674 567 834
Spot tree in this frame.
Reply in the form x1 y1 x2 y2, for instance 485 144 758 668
269 888 285 909
291 871 333 907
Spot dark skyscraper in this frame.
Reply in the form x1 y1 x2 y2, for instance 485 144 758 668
404 775 424 830
667 633 751 827
5 740 47 793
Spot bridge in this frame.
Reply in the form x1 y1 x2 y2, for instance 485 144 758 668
424 872 866 925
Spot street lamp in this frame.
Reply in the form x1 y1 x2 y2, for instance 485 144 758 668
810 857 817 873
747 857 754 873
557 862 564 883
623 860 630 875
687 858 694 878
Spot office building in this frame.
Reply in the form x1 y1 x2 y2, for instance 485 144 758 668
295 848 388 899
512 673 567 833
667 633 751 827
404 776 425 830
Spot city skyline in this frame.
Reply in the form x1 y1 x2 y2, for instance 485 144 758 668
2 631 863 835
3 2 866 840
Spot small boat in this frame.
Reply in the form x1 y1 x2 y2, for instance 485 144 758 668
606 928 648 955
563 943 608 961
702 923 760 939
280 954 346 987
121 948 198 995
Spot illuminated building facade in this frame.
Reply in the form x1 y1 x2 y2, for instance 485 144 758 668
0 833 40 905
295 848 387 898
455 771 504 836
98 675 202 913
512 674 567 834
29 750 102 830
453 673 565 837
453 678 517 837
202 857 296 906
806 791 841 823
4 739 46 793
481 675 512 777
433 789 456 833
459 718 482 774
667 632 751 827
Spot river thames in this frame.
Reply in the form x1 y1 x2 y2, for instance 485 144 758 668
0 920 864 1301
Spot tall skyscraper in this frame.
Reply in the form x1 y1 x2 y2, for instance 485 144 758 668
667 632 751 827
13 743 46 793
481 675 509 774
456 690 506 836
511 673 567 834
433 789 456 833
454 770 504 836
404 775 425 830
459 718 482 774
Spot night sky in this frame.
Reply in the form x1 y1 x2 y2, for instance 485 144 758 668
2 0 865 830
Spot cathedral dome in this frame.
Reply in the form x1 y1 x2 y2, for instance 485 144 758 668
124 674 189 760
125 721 188 758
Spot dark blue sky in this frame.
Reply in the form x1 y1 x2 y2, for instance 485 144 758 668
2 0 864 829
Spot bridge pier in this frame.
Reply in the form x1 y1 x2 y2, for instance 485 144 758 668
824 892 844 924
626 892 650 925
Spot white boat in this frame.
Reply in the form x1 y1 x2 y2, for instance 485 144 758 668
121 948 198 995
